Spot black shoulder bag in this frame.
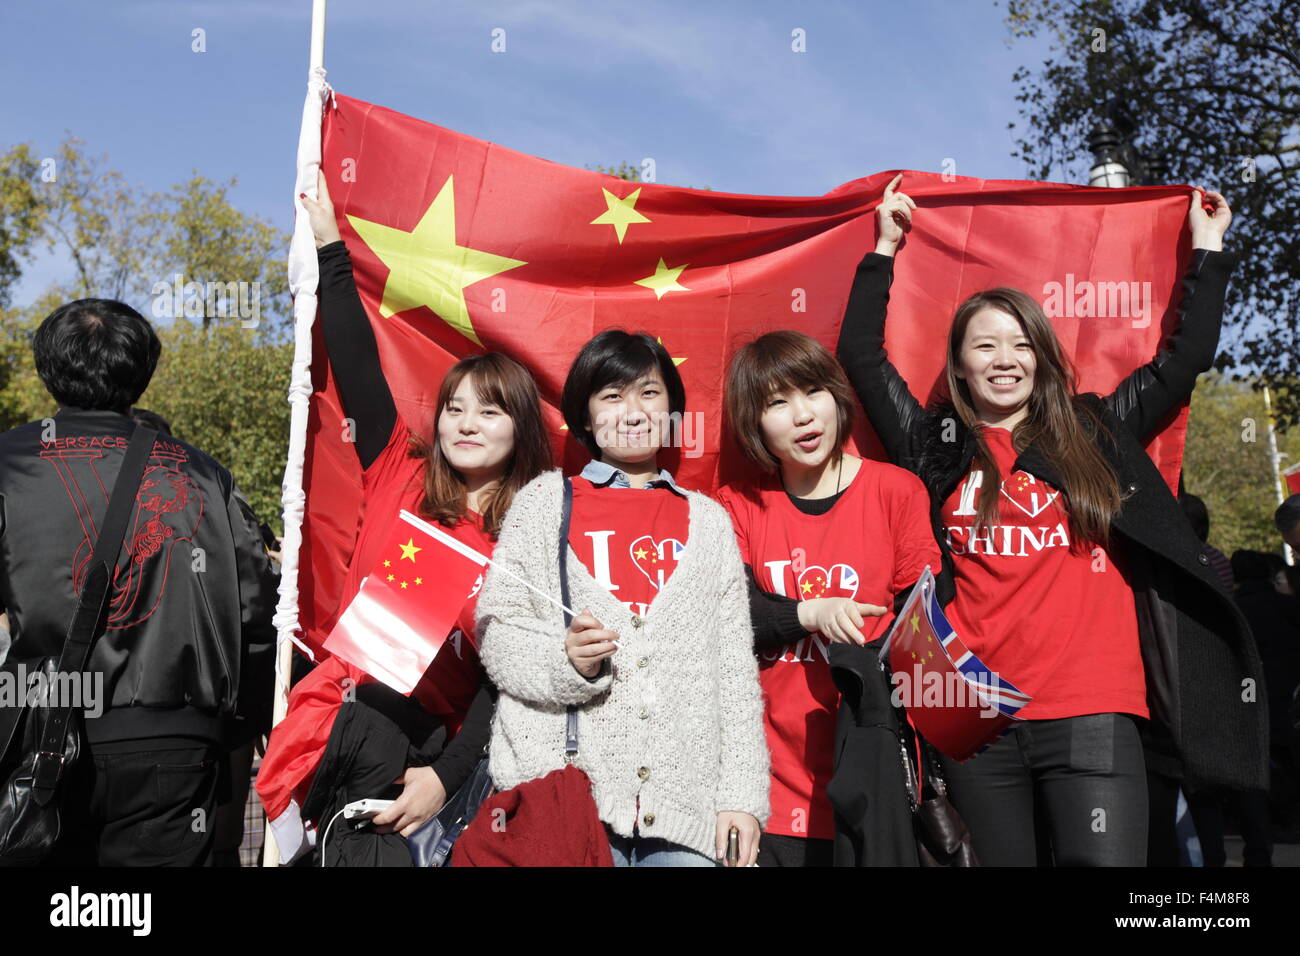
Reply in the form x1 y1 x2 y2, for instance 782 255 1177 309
0 424 156 866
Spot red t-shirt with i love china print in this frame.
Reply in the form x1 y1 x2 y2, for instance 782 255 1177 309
567 477 691 619
717 460 939 840
940 426 1148 721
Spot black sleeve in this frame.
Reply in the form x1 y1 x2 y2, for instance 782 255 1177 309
746 564 809 652
428 677 495 795
318 240 399 470
1104 249 1238 441
229 485 279 737
836 252 927 471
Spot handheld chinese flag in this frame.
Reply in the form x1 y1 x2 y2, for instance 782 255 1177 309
882 567 1032 760
323 510 487 694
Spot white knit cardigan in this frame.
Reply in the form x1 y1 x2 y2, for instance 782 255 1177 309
476 469 770 858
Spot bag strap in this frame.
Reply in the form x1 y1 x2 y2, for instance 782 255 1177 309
31 424 157 803
558 477 579 762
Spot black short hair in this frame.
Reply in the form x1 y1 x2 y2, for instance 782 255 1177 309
1275 495 1300 534
1179 492 1209 542
561 330 686 457
33 299 161 411
1230 549 1284 585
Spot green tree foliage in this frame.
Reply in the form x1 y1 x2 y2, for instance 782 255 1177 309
1004 0 1300 425
0 136 292 529
138 321 293 529
0 144 44 308
590 161 643 182
1182 372 1299 558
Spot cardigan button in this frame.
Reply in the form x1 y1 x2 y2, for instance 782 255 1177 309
637 766 651 781
631 615 644 628
637 657 649 669
639 707 650 719
1198 553 1210 566
642 813 655 827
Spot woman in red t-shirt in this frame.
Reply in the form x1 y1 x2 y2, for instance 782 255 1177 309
836 174 1253 866
256 174 553 864
717 331 939 866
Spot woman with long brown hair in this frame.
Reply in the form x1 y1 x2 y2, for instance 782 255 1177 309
836 174 1266 865
256 173 553 865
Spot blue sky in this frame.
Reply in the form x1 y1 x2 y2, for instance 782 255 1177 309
1 0 1057 306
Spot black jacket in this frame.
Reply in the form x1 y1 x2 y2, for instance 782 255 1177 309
0 407 278 742
835 249 1268 793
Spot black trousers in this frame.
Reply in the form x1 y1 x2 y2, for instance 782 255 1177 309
937 713 1148 866
757 833 835 867
47 738 221 867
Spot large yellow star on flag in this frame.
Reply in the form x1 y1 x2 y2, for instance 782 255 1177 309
634 258 689 300
591 187 651 244
399 538 422 562
347 175 527 345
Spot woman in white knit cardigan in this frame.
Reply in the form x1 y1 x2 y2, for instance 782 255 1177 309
476 331 770 866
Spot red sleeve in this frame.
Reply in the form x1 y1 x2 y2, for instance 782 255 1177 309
715 485 752 565
361 417 420 498
890 470 941 594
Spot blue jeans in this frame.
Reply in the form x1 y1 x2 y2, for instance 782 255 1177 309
606 828 718 867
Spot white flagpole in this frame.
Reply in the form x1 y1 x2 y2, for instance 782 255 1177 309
263 0 328 868
1263 385 1295 565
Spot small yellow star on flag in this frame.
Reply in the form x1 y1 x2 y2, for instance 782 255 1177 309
656 337 687 367
590 187 650 244
386 574 395 582
347 175 527 345
909 613 921 634
399 538 422 562
634 258 689 300
400 581 409 589
415 577 423 585
383 559 391 568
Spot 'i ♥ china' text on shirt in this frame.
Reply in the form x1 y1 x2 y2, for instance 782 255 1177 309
941 425 1147 721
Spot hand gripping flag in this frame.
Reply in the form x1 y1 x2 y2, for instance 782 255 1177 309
881 567 1031 760
296 91 1206 654
323 510 487 694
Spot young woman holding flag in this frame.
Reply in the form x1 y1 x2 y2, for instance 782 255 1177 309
474 331 770 866
715 331 939 866
256 173 553 864
836 174 1265 865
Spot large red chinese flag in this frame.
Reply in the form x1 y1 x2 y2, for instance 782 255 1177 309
296 92 1202 652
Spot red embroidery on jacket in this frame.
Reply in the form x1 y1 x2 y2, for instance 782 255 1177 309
42 439 205 629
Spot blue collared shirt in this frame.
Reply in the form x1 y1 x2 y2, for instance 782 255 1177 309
579 459 688 498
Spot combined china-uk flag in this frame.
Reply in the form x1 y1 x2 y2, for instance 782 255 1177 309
882 566 1032 760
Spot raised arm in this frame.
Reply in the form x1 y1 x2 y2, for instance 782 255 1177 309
836 174 926 471
1105 189 1236 440
302 171 399 469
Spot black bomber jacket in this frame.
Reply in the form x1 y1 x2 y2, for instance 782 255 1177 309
0 407 278 743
